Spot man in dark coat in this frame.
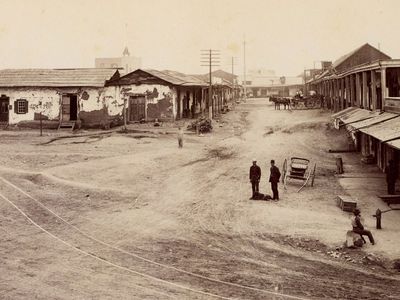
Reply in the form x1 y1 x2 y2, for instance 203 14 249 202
385 159 398 195
352 208 375 245
249 159 261 199
269 159 281 200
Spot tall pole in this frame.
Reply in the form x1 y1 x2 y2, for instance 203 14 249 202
231 57 236 102
232 57 234 78
209 49 212 119
200 49 220 120
243 37 247 101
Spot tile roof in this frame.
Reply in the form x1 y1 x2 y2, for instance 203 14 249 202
0 68 119 87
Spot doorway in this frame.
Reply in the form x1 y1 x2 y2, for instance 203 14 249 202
0 95 9 122
128 96 146 122
61 94 78 121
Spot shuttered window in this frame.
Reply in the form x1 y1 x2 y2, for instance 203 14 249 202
14 99 28 114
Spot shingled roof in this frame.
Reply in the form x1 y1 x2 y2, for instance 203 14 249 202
110 69 208 87
0 68 119 87
332 43 391 72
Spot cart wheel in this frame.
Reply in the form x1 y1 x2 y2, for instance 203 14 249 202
282 159 287 184
311 163 317 187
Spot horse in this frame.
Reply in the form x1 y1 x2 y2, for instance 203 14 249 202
270 96 291 110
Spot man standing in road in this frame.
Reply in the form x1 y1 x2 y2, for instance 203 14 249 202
249 159 261 199
177 127 184 148
269 160 281 200
385 159 398 195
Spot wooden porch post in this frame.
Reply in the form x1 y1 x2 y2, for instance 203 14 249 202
362 71 368 109
355 73 361 108
340 78 345 110
334 79 338 112
344 76 350 107
380 67 387 111
371 70 377 110
350 74 355 106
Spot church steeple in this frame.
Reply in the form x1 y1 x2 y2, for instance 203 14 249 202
123 46 130 57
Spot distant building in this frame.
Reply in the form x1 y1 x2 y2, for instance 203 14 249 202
240 69 304 97
95 47 142 74
248 68 276 77
193 69 240 110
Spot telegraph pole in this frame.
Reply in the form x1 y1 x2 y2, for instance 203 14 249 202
201 49 220 119
231 57 237 101
243 37 247 101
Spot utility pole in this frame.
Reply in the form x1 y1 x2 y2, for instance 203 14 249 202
201 49 220 119
243 37 247 101
231 57 237 101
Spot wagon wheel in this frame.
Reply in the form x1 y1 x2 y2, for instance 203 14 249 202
282 158 288 189
282 159 287 183
311 163 317 187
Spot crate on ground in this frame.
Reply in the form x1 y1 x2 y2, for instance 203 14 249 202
336 195 357 212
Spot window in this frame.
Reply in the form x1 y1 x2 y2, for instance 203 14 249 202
387 68 400 98
14 99 28 114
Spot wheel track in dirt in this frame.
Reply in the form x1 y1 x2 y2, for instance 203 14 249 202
0 175 309 300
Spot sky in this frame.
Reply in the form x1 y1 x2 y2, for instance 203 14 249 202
0 0 399 76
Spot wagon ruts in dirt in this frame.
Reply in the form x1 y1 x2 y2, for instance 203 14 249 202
282 157 317 192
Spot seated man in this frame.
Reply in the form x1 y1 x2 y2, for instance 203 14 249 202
352 208 375 245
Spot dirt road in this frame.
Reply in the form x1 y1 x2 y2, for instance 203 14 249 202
1 99 399 299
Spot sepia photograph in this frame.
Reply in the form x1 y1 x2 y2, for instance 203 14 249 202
0 0 399 299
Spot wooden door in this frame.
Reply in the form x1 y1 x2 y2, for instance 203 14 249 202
62 95 71 121
129 96 146 122
0 95 9 122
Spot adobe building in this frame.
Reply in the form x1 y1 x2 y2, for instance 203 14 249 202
0 68 121 129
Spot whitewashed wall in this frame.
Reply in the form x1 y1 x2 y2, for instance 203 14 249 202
0 86 120 125
120 84 177 121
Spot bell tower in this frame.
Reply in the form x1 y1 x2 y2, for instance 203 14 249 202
123 46 130 57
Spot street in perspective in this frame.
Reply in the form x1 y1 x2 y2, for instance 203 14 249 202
0 1 400 299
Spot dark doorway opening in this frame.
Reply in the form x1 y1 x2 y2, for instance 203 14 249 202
70 95 78 121
62 94 78 121
0 95 9 122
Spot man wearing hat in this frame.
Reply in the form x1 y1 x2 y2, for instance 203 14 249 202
352 208 375 245
269 159 281 200
249 159 261 199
